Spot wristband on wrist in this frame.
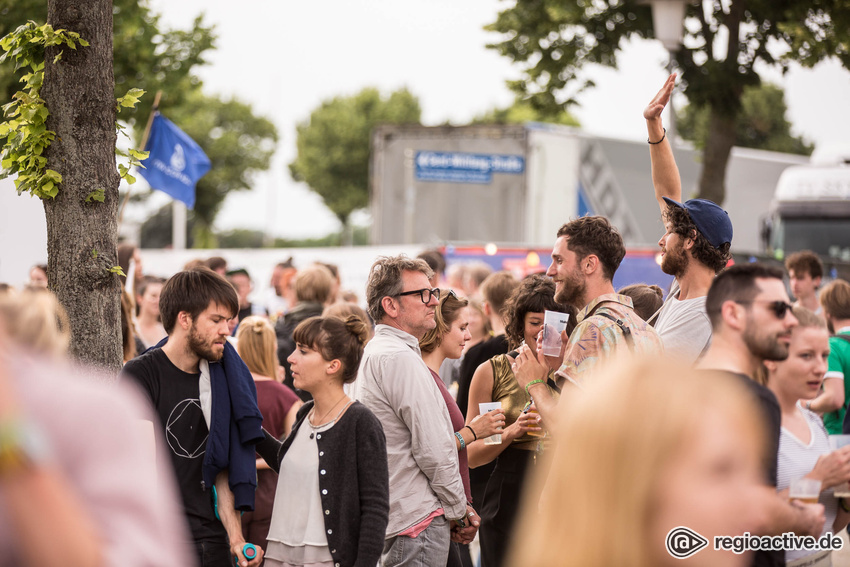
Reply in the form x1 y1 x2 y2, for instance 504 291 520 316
525 379 545 396
648 128 666 145
454 431 466 450
464 424 478 441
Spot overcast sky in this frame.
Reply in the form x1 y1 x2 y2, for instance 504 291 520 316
134 0 850 239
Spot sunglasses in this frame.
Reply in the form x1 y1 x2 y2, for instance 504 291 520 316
735 299 794 319
395 287 441 304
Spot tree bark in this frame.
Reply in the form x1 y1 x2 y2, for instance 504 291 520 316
697 107 738 206
42 0 122 374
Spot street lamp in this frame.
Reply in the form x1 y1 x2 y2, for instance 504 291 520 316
639 0 689 144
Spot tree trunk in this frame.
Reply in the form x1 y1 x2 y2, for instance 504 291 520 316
42 0 122 374
696 108 738 205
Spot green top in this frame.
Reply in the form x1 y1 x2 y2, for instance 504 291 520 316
822 331 850 435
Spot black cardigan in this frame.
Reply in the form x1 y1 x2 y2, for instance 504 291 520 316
256 400 389 567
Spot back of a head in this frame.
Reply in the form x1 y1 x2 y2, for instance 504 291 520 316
417 249 446 279
205 256 228 273
479 271 520 320
236 316 278 378
510 357 765 567
705 263 785 330
618 284 664 323
294 265 334 305
159 267 239 334
293 315 369 383
0 288 70 357
365 255 433 323
464 261 494 292
557 216 625 281
785 250 824 280
324 302 373 340
820 278 850 320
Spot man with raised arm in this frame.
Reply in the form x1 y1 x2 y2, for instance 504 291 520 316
644 74 734 362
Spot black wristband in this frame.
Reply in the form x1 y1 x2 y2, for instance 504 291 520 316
464 424 478 441
648 127 666 145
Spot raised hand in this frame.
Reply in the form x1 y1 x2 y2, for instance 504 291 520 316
644 74 676 121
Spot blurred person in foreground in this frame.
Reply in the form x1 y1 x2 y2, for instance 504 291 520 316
507 357 768 567
236 316 302 562
786 251 824 315
762 306 850 566
0 288 194 566
806 279 850 433
699 263 824 566
256 316 389 567
420 292 504 567
122 267 265 567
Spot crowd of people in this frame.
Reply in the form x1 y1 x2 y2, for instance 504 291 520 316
4 75 850 567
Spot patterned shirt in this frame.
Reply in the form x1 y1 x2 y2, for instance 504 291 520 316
555 293 663 388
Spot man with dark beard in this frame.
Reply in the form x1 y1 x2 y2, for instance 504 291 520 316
699 263 825 567
513 216 662 425
644 74 733 362
123 268 265 567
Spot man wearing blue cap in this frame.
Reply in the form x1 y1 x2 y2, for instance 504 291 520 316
643 75 734 362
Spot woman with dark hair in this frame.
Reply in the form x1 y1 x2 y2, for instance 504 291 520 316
256 316 389 567
465 274 574 567
419 292 506 567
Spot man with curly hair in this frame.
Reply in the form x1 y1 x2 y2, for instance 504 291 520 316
643 74 734 362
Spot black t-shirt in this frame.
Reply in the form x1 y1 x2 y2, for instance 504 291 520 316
457 334 510 419
122 348 226 544
702 369 783 567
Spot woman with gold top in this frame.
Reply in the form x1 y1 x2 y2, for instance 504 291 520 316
465 274 574 567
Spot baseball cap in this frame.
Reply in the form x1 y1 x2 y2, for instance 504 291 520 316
662 197 733 248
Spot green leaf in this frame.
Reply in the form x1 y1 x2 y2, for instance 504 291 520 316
53 51 62 64
108 265 126 277
85 188 105 203
91 249 98 258
128 148 149 160
124 173 136 184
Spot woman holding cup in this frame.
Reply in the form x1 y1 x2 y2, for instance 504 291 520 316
419 291 505 567
763 306 850 566
465 274 573 567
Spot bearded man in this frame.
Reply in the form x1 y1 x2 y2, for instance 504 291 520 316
123 267 265 567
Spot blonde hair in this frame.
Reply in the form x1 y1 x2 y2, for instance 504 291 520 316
236 316 278 379
508 358 765 567
0 288 70 357
419 292 469 354
820 279 850 320
294 265 334 304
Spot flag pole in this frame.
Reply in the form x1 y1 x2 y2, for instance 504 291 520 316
117 90 162 227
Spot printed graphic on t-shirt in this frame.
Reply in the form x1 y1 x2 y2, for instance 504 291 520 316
166 398 208 459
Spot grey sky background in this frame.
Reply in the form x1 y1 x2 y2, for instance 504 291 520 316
132 0 850 239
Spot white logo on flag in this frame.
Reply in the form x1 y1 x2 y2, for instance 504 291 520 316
170 144 186 172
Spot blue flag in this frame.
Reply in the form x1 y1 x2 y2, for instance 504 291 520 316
138 113 210 209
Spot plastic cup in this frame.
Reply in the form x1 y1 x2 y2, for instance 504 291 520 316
789 478 822 504
479 401 503 445
541 310 569 357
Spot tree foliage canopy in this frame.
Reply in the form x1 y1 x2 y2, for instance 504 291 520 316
486 0 850 203
289 87 421 227
679 83 813 156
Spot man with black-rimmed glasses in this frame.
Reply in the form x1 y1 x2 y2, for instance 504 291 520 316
699 263 824 567
354 255 477 567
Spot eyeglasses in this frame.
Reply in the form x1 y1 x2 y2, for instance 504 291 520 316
395 287 441 304
736 300 794 319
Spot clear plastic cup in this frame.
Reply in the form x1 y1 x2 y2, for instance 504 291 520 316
479 402 503 445
789 478 822 504
541 310 569 357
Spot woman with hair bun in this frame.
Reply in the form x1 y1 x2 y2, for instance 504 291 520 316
236 316 303 559
256 316 389 567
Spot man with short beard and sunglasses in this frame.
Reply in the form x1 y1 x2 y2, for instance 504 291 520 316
699 263 826 567
122 267 265 567
644 74 734 362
